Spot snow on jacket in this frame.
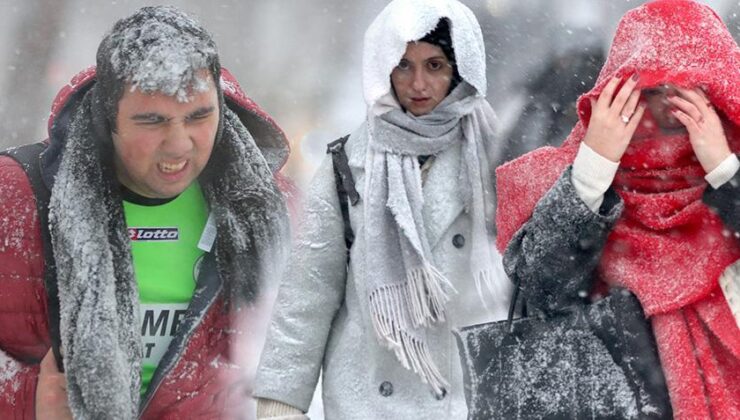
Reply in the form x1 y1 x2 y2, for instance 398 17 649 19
497 1 740 418
0 66 293 419
254 1 512 418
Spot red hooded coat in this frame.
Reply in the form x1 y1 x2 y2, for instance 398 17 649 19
496 1 740 418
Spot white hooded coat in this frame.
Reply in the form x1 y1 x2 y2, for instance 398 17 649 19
255 1 512 418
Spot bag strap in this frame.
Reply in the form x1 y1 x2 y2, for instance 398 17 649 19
1 142 64 372
327 135 360 255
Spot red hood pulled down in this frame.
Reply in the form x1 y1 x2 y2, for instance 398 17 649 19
46 66 290 174
496 0 740 317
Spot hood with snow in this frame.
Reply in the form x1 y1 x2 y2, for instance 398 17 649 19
362 0 487 114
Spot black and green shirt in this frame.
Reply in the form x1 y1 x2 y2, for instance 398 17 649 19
122 183 209 395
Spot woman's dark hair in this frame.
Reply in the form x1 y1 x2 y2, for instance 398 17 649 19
420 18 462 92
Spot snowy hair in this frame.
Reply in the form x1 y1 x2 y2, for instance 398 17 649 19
95 6 222 128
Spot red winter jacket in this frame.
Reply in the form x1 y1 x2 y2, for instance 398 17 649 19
0 67 295 419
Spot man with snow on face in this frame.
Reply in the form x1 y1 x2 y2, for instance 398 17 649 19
0 6 290 419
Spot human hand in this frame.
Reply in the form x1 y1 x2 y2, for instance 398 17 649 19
35 349 72 420
668 87 732 173
583 74 647 162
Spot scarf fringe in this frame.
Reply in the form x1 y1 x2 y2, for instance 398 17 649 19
368 266 455 395
370 266 454 330
370 310 451 396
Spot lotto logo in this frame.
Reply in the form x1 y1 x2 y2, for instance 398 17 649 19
128 227 179 241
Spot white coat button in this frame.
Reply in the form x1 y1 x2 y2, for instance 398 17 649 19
379 381 393 397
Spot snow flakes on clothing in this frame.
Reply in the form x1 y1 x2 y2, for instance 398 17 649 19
0 162 37 256
50 89 143 419
363 0 486 110
0 350 22 397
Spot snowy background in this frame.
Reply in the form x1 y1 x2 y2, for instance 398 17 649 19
0 0 737 418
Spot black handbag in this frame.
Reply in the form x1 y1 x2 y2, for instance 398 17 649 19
453 286 673 420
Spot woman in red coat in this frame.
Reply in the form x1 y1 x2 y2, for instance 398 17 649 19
497 1 739 418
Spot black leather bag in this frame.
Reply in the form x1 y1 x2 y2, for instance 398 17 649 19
454 287 672 419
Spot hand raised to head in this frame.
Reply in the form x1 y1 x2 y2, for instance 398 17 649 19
667 87 732 173
583 74 646 162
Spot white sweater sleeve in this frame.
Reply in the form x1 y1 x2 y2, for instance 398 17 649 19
705 154 740 189
256 398 306 419
571 143 620 213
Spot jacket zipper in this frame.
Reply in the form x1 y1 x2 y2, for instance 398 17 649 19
138 281 222 417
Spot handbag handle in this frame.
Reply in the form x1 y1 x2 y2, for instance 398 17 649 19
505 276 522 332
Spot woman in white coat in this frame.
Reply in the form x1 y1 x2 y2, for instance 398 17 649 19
255 1 511 418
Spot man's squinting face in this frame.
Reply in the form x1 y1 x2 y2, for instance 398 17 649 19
391 41 453 116
112 75 219 199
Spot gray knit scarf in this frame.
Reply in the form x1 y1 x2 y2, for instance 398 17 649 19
48 88 288 419
364 82 497 394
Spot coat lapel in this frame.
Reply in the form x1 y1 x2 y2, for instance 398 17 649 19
423 143 465 249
